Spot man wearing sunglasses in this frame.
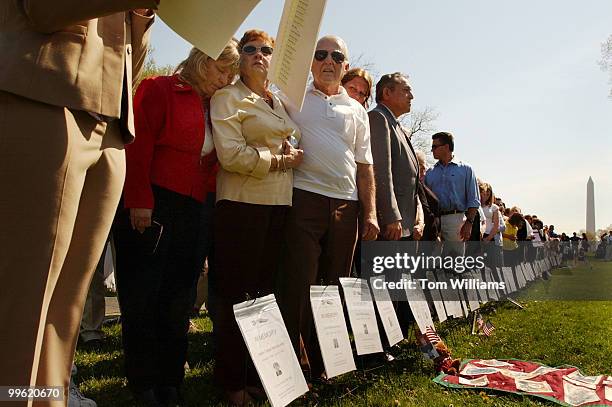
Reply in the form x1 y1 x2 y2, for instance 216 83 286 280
279 35 379 379
424 132 481 263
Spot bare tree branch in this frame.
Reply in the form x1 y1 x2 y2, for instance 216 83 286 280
399 106 439 165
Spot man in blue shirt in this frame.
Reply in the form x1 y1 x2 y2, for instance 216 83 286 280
424 132 480 258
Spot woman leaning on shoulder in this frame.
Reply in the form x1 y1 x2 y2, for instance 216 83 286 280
209 29 303 406
113 42 239 406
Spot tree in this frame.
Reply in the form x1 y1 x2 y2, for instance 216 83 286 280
598 34 612 98
134 47 175 91
596 224 612 240
400 106 439 164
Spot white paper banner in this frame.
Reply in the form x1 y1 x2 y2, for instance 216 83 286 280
269 0 327 111
157 0 260 59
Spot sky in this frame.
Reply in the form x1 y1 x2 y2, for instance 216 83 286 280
148 0 612 235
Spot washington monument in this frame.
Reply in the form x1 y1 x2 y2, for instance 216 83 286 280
586 177 595 236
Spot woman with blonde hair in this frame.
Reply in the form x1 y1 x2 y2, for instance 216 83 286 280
479 181 502 267
114 42 239 406
210 29 303 406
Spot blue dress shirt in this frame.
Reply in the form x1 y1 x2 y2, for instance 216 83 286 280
424 160 481 212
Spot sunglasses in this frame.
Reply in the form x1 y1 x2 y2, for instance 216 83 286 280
314 50 346 64
431 143 446 151
242 45 274 56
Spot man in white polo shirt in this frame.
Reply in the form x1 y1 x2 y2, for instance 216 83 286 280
279 35 379 379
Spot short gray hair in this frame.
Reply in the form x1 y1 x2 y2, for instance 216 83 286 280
375 72 409 104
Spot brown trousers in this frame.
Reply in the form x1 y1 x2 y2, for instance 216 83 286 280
279 188 359 378
0 91 125 407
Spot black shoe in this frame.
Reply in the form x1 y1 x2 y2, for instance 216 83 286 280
155 386 184 407
133 389 163 407
82 338 103 350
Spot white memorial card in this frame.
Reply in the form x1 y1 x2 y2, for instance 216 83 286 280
436 272 464 318
158 0 260 59
502 267 517 293
369 277 404 347
234 294 308 407
483 267 500 300
401 274 436 334
310 286 356 378
269 0 327 110
426 271 448 323
339 278 383 355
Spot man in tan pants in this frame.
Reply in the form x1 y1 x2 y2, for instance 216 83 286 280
0 1 158 405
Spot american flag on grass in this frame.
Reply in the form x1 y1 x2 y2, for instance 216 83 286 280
476 313 484 331
424 326 441 344
482 320 496 337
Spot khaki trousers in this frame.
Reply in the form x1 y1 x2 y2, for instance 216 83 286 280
0 91 125 407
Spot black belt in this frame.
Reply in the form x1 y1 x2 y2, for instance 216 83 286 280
440 209 464 216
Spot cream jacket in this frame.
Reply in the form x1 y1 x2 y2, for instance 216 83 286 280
211 79 301 206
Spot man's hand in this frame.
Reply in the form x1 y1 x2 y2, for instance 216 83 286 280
383 220 402 241
362 216 380 241
460 220 472 241
412 224 423 241
130 208 153 233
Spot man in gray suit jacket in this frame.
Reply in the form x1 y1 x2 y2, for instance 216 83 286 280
369 73 423 242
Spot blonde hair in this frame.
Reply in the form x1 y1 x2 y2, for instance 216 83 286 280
175 40 240 87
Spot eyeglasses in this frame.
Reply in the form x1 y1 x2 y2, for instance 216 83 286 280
242 45 274 56
314 50 346 64
431 143 446 151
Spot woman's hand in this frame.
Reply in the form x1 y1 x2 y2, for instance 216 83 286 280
130 208 153 233
281 140 304 169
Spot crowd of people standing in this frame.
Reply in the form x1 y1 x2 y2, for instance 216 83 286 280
0 4 600 406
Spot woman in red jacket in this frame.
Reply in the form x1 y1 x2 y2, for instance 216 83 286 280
113 42 239 407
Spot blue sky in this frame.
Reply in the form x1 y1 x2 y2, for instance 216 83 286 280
148 0 612 234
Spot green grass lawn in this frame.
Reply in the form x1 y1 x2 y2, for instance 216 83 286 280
75 258 612 406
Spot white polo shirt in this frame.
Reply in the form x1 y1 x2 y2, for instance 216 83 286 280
282 83 373 201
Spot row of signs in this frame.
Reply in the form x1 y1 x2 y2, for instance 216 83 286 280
232 254 562 407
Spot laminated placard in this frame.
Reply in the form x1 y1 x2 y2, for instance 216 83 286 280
310 286 356 378
234 294 308 407
339 278 383 355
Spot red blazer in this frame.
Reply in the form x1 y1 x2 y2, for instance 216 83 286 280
125 75 217 209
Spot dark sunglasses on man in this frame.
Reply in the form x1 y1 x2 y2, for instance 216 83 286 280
242 45 274 56
314 50 346 64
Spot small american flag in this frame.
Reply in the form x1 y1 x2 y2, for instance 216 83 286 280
482 320 496 337
424 326 441 344
476 313 484 331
